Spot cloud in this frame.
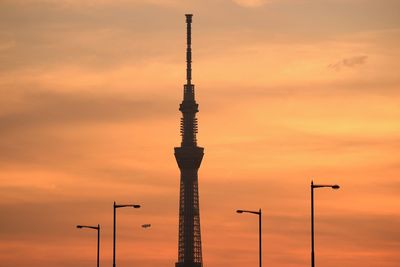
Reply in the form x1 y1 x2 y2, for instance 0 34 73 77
232 0 270 7
0 89 176 167
328 55 368 71
1 0 180 7
0 90 174 133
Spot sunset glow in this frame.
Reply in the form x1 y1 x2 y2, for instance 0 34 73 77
0 1 399 267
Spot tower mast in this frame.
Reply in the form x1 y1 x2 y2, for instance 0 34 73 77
174 14 204 267
186 14 192 85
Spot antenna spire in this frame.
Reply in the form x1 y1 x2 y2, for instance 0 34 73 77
186 14 193 85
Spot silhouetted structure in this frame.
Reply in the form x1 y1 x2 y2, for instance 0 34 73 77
112 202 141 267
174 14 204 267
310 181 340 267
236 209 262 267
76 224 100 267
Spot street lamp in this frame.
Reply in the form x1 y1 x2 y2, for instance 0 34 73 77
113 201 141 267
76 224 100 267
236 209 262 267
311 180 340 267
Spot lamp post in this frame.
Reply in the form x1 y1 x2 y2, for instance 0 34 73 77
236 209 262 267
76 224 100 267
113 202 141 267
311 181 340 267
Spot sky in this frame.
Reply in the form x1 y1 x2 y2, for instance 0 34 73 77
0 0 399 267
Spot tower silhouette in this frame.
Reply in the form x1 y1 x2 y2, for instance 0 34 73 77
174 14 204 267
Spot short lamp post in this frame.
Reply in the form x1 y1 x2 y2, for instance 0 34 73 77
76 224 100 267
113 202 141 267
311 181 340 267
236 209 262 267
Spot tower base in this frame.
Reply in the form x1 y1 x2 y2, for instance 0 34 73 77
176 262 202 267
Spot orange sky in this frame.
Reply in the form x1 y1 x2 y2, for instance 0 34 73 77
0 1 399 267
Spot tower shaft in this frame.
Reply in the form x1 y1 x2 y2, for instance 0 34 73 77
174 14 204 267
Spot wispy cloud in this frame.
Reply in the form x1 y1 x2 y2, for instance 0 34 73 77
328 55 368 71
0 90 174 133
232 0 270 8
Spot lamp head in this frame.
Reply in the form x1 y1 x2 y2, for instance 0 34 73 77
332 185 340 190
236 210 244 213
76 225 83 229
133 204 141 208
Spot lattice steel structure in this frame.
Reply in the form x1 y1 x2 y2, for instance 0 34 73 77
174 14 204 267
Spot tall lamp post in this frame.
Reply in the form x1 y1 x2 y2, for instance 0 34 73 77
311 181 340 267
236 209 262 267
113 202 141 267
76 224 100 267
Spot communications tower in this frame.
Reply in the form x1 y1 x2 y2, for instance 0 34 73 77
174 14 204 267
